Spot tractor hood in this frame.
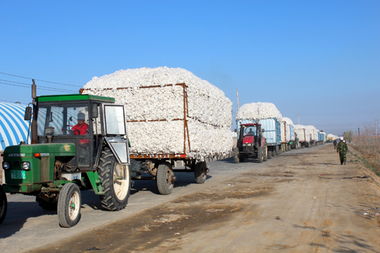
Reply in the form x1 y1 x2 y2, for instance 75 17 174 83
4 143 76 158
3 143 76 193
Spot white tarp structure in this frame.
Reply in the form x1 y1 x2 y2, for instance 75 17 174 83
0 102 29 151
83 67 233 160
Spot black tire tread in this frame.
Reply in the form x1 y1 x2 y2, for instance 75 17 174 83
98 148 130 211
57 183 81 228
0 185 7 224
156 163 174 195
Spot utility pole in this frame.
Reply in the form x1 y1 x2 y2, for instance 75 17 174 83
236 88 240 111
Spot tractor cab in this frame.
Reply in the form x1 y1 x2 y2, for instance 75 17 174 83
238 123 263 147
235 123 267 163
32 94 128 170
1 93 131 227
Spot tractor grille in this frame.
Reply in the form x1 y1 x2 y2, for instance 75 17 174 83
40 157 50 182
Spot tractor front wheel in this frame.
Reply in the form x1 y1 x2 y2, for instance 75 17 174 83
263 147 268 161
57 183 81 228
156 163 175 195
99 148 131 211
0 185 7 224
257 148 264 163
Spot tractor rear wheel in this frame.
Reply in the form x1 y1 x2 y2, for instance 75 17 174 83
194 162 207 184
156 163 175 195
98 148 131 211
0 185 7 224
58 183 81 228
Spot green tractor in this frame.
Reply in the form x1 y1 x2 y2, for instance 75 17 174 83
0 88 131 227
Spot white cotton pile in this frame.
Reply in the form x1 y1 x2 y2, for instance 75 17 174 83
236 102 282 121
282 117 294 126
294 124 307 142
281 117 294 142
327 134 338 141
83 67 233 160
304 125 319 141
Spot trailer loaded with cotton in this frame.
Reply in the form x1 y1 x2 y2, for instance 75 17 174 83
82 67 234 194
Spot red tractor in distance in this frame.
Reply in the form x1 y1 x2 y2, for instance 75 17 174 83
235 123 268 163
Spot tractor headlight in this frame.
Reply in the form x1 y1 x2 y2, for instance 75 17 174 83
22 161 30 171
2 161 10 170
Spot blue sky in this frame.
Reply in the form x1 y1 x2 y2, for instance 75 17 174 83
1 0 379 135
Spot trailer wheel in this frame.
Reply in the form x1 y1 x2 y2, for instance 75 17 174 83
0 185 7 224
194 162 207 184
57 183 81 228
156 163 175 195
275 145 280 155
99 148 131 211
267 150 272 159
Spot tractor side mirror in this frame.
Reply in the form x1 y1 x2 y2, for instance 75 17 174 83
24 106 32 121
91 104 98 118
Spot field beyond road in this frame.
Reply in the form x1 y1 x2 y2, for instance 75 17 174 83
2 144 380 253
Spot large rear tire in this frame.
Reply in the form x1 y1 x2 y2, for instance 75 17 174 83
57 183 81 228
0 185 7 224
156 163 175 195
194 162 207 184
98 148 131 211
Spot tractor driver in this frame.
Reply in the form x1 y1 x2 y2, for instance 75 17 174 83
72 112 89 136
72 112 89 165
246 127 255 136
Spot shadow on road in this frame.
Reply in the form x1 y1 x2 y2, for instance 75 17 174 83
131 171 209 194
0 200 55 239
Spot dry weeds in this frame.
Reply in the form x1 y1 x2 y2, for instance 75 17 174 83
351 135 380 176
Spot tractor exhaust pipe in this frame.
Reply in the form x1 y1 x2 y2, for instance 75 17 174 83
31 79 38 144
32 79 37 99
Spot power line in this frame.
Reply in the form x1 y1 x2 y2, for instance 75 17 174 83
0 71 81 87
0 81 76 93
0 78 75 92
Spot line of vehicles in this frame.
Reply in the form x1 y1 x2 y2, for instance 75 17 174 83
0 81 329 228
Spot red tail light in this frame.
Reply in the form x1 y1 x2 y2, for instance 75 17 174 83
243 136 254 144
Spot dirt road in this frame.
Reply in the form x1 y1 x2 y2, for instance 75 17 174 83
2 144 380 253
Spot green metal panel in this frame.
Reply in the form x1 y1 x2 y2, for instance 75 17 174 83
36 94 115 103
3 143 76 193
86 171 104 195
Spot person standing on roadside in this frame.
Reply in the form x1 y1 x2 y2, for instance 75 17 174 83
336 139 348 165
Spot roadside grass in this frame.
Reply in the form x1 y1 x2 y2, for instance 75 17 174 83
350 136 380 176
